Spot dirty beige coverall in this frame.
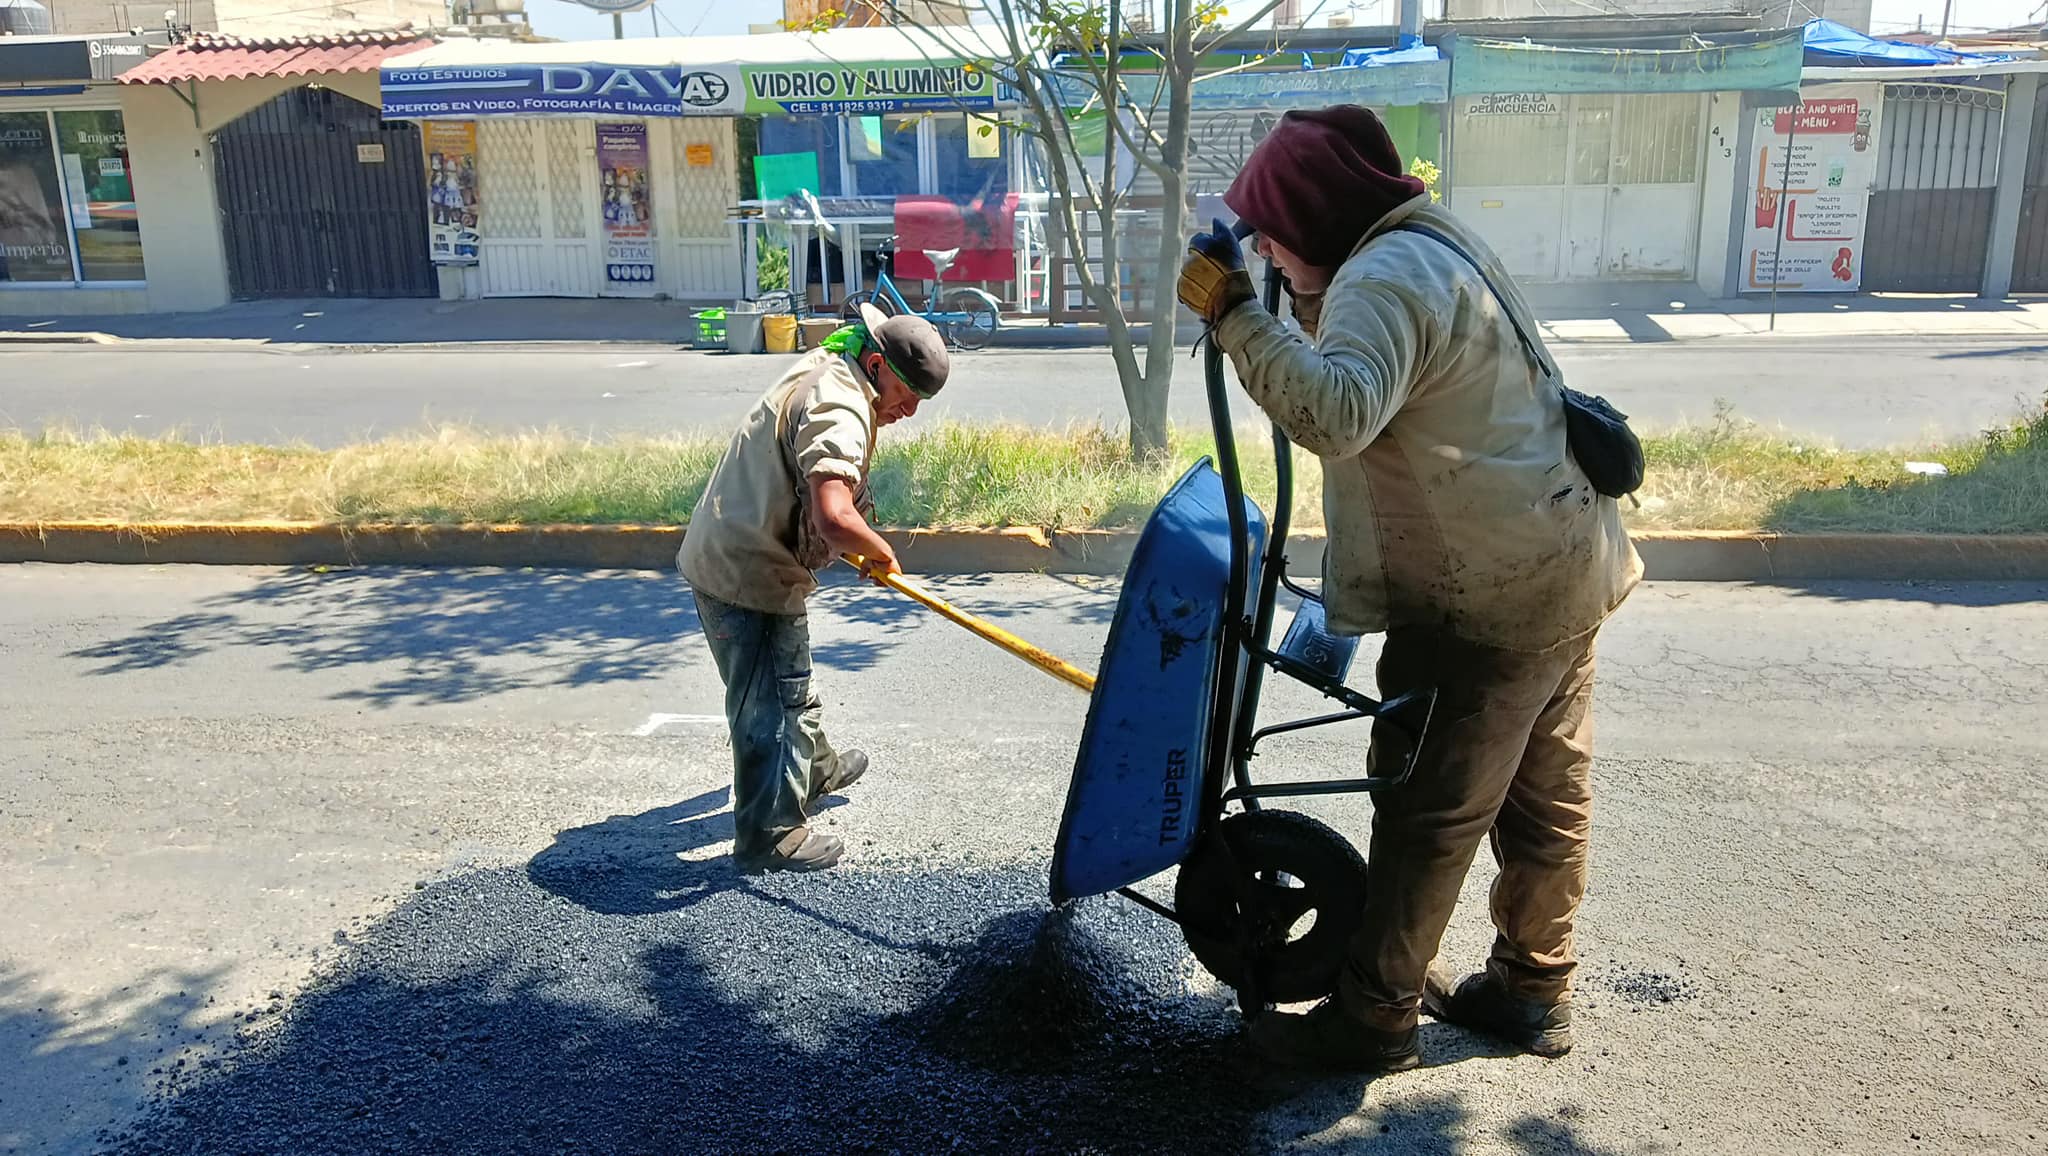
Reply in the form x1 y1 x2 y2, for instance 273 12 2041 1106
1215 193 1643 1031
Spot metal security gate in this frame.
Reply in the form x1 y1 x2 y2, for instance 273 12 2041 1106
2015 82 2048 294
213 88 434 300
1449 92 1705 282
1861 84 2003 293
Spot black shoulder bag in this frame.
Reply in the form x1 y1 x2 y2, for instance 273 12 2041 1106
1391 223 1645 501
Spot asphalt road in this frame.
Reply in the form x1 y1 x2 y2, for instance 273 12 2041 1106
6 336 2046 448
3 565 2044 1154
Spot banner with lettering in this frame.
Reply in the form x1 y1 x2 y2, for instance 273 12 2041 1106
421 121 480 266
1740 84 1883 293
598 122 657 294
739 60 1011 115
382 63 741 119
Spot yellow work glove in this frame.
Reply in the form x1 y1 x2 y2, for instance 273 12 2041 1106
1176 219 1257 325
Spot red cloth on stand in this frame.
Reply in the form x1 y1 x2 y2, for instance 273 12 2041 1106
892 194 1019 282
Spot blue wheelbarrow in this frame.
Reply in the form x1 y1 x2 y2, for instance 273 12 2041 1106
858 264 1437 1012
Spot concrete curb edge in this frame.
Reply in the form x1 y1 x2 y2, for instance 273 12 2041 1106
6 522 2048 581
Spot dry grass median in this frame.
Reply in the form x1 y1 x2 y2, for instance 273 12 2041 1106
4 402 2042 534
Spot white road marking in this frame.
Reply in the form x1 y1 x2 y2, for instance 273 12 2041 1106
633 712 727 736
614 360 652 369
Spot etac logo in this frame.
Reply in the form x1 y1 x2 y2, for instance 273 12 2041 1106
678 71 730 108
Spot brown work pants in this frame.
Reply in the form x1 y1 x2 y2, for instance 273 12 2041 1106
1340 625 1599 1033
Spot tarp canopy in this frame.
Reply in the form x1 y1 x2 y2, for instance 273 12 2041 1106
1449 27 1806 95
1801 18 2013 66
1052 45 1447 112
379 25 1019 119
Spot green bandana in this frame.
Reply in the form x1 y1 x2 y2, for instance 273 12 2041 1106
821 323 929 399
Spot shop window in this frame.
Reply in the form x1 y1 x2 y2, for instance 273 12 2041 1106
757 116 842 197
934 113 1010 203
847 114 920 197
55 111 144 281
0 109 145 285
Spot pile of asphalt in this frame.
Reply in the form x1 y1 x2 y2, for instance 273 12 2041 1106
102 855 1286 1155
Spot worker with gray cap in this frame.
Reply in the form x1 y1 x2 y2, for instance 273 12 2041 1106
679 304 951 872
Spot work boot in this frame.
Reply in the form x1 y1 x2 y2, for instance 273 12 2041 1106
805 749 869 812
736 828 844 874
1422 964 1574 1058
1245 998 1421 1074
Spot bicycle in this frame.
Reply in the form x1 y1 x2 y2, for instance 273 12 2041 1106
840 235 1002 352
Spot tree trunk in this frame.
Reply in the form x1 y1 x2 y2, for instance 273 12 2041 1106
1124 10 1199 463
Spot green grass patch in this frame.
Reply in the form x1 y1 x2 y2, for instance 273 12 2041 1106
4 401 2043 533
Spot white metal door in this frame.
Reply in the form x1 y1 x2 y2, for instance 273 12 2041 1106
1451 93 1570 281
475 119 599 298
1603 184 1698 275
1598 93 1703 278
1449 187 1565 281
1564 187 1608 279
659 118 743 301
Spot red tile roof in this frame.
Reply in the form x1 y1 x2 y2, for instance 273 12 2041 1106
119 30 434 85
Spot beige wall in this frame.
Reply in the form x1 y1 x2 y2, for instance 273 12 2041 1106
118 72 385 312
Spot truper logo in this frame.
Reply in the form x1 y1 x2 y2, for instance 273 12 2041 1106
1159 748 1190 846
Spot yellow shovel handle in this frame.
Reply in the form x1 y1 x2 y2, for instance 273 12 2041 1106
845 554 1097 693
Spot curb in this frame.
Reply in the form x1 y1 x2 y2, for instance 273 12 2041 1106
6 523 2048 582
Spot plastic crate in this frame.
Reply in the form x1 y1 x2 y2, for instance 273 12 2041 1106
692 308 728 349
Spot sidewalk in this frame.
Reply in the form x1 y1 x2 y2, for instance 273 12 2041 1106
4 287 2046 349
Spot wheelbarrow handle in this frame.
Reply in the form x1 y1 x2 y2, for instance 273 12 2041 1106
842 554 1099 694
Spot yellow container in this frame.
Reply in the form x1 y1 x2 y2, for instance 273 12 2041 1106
762 314 798 354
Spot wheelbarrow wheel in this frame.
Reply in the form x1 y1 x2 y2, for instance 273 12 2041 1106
1174 809 1368 1008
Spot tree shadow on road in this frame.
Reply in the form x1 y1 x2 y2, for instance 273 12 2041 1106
65 568 707 706
94 860 1471 1156
1761 579 2048 607
64 567 1118 706
0 963 231 1154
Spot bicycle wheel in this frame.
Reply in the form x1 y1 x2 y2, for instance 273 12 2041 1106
841 290 891 322
939 289 1000 351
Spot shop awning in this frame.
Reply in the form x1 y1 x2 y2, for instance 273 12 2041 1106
1448 27 1807 95
119 30 434 86
378 26 1019 120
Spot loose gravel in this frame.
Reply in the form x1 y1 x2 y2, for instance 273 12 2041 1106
100 854 1303 1156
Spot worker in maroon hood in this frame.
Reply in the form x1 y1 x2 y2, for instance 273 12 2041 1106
1178 106 1642 1072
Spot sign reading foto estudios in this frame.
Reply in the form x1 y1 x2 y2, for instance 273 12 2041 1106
380 63 744 119
380 57 1010 119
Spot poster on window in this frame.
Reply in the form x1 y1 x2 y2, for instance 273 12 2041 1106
597 122 656 294
0 112 75 284
1741 84 1882 292
55 110 145 281
422 121 480 266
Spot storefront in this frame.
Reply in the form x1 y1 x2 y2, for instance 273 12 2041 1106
1445 29 1806 286
377 25 1024 307
0 32 165 314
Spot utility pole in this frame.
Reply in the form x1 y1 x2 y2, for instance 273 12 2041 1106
1768 102 1800 332
1938 0 1951 39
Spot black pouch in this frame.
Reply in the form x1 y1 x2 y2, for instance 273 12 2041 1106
1392 223 1645 499
1558 386 1645 499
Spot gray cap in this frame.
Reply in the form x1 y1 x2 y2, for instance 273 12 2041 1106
858 303 950 399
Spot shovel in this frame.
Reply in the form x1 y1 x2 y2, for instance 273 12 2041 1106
842 554 1097 693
